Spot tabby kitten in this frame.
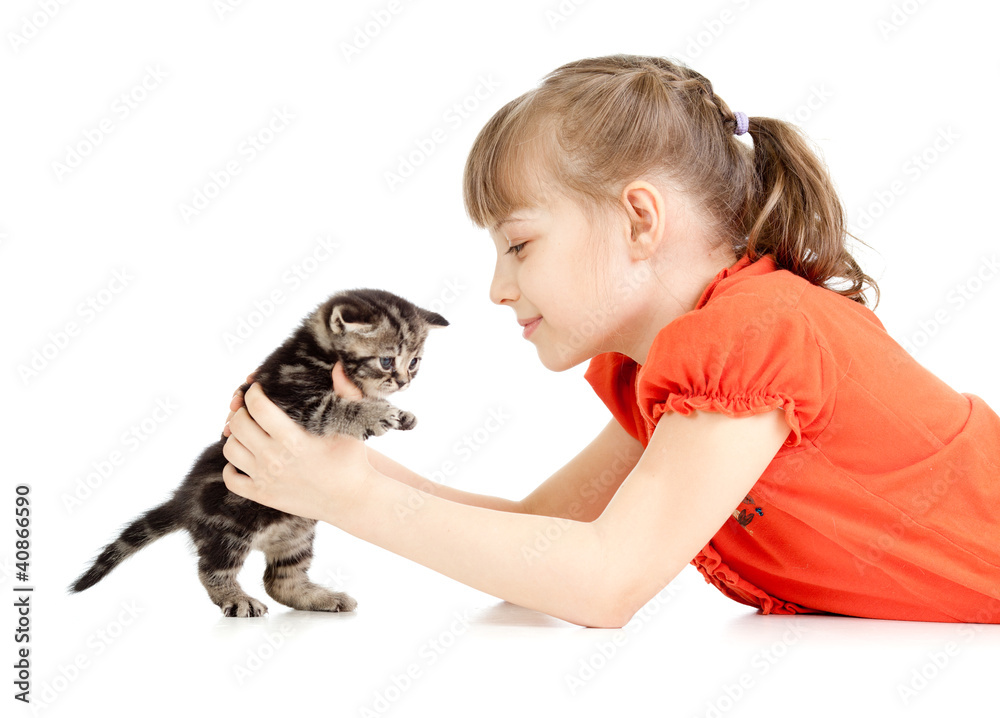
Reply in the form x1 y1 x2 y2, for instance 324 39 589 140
71 288 448 617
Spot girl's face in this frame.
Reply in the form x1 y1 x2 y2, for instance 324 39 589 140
488 192 647 371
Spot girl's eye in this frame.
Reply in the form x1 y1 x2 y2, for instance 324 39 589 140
408 357 421 371
505 242 526 256
379 357 393 370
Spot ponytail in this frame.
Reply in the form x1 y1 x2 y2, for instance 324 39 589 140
743 117 878 306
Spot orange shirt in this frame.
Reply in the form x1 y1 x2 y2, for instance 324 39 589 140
584 253 1000 622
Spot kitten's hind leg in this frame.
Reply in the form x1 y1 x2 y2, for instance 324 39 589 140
194 533 267 617
262 528 357 613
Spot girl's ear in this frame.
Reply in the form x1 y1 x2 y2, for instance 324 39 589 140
620 181 667 260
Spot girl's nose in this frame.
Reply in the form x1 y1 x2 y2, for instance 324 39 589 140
489 260 518 306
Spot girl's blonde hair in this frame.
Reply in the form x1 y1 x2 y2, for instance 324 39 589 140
463 54 878 306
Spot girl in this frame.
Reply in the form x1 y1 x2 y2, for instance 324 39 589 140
222 55 1000 627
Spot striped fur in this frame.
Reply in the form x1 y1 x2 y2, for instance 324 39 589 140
71 288 447 617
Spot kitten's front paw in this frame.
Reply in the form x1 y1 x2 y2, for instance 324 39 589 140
381 408 417 432
313 591 357 613
221 596 269 618
349 400 417 440
397 410 416 431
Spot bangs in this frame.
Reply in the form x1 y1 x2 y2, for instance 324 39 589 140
462 92 558 230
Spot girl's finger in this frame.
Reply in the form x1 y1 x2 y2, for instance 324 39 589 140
243 382 298 437
230 373 259 408
222 434 256 475
229 391 244 412
224 370 258 435
228 404 273 453
222 462 257 500
223 397 242 435
332 361 364 400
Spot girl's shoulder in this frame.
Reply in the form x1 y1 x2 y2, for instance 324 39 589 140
651 253 895 384
586 253 898 447
695 252 883 333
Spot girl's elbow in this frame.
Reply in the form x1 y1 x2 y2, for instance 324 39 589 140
570 591 645 629
583 608 635 629
601 594 647 628
580 574 680 628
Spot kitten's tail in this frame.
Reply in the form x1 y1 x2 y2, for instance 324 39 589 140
70 501 181 593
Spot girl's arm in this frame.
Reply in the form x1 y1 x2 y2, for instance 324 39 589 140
228 372 524 513
223 384 789 628
332 409 787 628
519 418 644 521
363 446 524 513
228 366 641 520
365 417 643 521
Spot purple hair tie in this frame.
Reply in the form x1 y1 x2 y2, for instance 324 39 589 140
733 111 749 136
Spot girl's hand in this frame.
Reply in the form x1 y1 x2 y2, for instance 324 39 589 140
222 364 363 435
222 371 256 438
329 361 364 401
221 362 372 523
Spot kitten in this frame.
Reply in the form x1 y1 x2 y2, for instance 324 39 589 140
70 288 448 617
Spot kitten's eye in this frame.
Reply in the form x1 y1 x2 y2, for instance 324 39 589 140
408 357 421 371
379 357 393 370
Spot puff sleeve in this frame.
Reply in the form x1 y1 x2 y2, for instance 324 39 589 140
635 289 837 448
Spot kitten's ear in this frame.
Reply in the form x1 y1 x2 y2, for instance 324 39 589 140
329 304 377 335
418 308 449 328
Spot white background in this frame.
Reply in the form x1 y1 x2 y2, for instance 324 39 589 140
2 0 998 716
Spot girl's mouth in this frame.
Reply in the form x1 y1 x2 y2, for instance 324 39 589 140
521 316 542 339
